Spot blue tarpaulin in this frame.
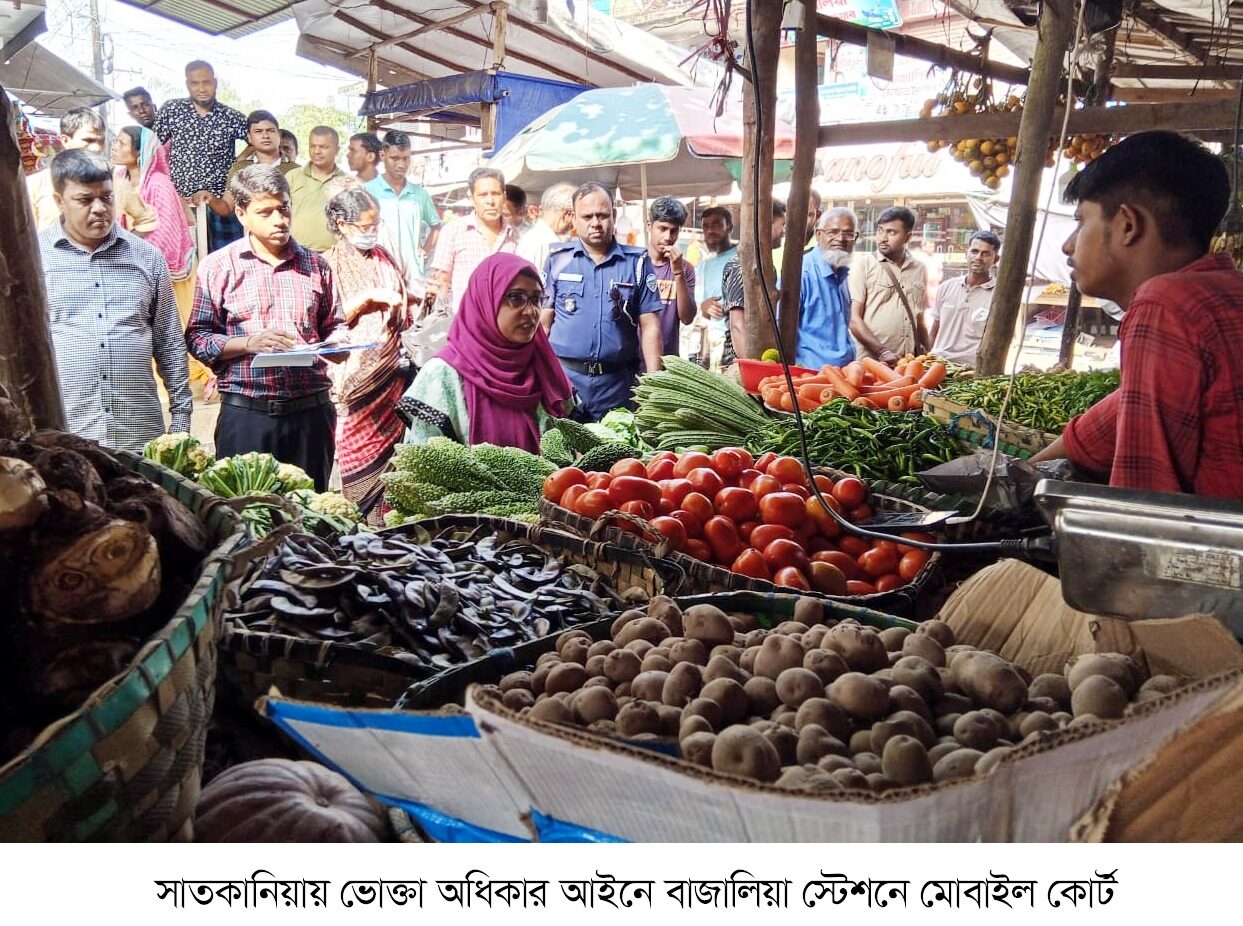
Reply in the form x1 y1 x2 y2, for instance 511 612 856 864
360 70 589 155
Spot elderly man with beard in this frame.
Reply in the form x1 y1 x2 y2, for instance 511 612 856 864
787 207 859 368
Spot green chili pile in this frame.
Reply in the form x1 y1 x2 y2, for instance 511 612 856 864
937 370 1120 434
745 400 964 483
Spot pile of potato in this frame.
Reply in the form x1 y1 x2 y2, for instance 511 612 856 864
482 597 1185 793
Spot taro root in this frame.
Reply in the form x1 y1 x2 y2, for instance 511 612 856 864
0 457 47 533
711 725 781 782
31 447 104 505
31 638 141 713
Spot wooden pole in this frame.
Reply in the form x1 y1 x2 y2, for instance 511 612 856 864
976 0 1075 376
366 50 379 133
777 0 818 359
740 2 782 359
483 1 508 151
0 89 66 430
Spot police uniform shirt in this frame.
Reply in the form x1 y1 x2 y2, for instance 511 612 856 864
541 238 664 364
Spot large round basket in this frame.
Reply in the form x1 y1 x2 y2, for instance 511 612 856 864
0 452 245 842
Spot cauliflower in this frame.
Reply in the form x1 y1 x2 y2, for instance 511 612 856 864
307 492 361 522
142 433 214 479
275 462 315 493
384 509 412 528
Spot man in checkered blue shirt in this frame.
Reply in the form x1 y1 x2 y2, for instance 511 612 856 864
37 150 192 453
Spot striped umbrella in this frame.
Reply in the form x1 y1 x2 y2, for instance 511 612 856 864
488 83 796 201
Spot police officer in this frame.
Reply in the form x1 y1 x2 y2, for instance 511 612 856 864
540 182 664 421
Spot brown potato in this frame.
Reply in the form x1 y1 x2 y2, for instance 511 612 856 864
933 692 973 716
802 625 831 649
536 651 562 668
849 729 875 755
881 734 932 786
503 689 536 712
888 684 933 723
1071 675 1128 719
915 619 955 648
775 620 810 635
655 704 684 736
561 637 590 666
891 655 943 703
763 725 801 766
828 672 891 722
796 723 848 764
832 767 871 791
587 639 617 660
729 611 760 634
817 754 856 774
499 670 533 693
700 677 750 724
584 654 608 678
616 700 665 737
709 644 743 665
953 711 1002 751
775 765 840 793
647 596 684 636
771 708 797 728
661 662 703 707
583 676 613 690
878 626 912 652
529 697 574 725
927 741 961 766
1019 711 1058 738
853 751 882 775
615 617 672 648
630 670 669 702
794 697 852 741
901 632 946 668
679 714 714 740
556 629 594 655
743 676 782 716
934 713 962 737
641 652 674 674
684 697 722 730
682 604 735 646
703 654 750 685
754 635 806 680
821 624 889 673
610 609 646 638
792 596 824 627
625 639 655 658
952 651 1027 714
572 687 618 724
544 663 589 695
932 748 984 782
775 667 826 708
680 731 716 767
667 638 709 666
878 710 936 749
711 725 781 782
1066 653 1143 696
974 745 1012 776
803 648 848 685
867 772 895 792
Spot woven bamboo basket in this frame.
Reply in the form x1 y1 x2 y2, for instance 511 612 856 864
217 515 689 712
0 452 245 842
921 391 1057 459
538 492 943 616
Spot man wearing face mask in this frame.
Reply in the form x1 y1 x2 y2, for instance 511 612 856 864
428 167 520 313
37 150 192 452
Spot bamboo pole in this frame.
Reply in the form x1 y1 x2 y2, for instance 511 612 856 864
740 2 782 359
976 0 1075 375
0 88 66 431
777 0 818 359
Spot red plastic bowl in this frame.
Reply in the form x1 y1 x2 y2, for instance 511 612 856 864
737 358 819 394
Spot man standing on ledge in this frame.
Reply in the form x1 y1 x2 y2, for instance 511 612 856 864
187 165 347 490
1030 131 1243 499
154 60 247 253
848 205 929 362
540 182 664 420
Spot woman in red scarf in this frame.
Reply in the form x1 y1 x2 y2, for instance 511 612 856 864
400 252 572 451
324 186 415 523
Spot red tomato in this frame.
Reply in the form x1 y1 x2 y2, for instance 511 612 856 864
753 451 778 473
610 458 647 479
847 503 875 523
731 548 771 580
670 509 704 539
620 499 655 520
858 546 899 578
845 579 878 596
658 498 676 516
543 467 587 502
813 550 861 580
684 539 714 562
782 483 811 500
812 474 836 496
586 472 612 490
686 467 725 498
608 476 663 509
762 538 811 574
773 566 811 590
767 455 807 485
649 516 688 551
714 486 758 523
574 489 611 520
738 520 759 543
646 457 676 481
805 496 843 538
758 491 809 529
749 523 794 551
750 474 783 500
703 516 745 564
838 535 871 557
872 539 899 554
875 573 905 593
725 447 755 468
898 549 930 582
807 536 837 554
832 477 869 510
681 491 715 525
559 483 589 512
897 531 936 555
672 451 712 478
660 478 694 509
737 468 763 490
649 450 677 464
710 448 746 481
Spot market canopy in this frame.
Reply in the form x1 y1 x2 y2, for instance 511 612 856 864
292 0 720 92
113 0 297 38
1 42 117 115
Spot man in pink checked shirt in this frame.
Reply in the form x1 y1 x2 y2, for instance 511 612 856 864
427 167 520 313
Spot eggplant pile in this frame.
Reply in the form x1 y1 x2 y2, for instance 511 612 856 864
0 395 210 762
227 530 630 672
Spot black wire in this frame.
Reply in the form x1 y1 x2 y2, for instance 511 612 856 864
743 1 1008 556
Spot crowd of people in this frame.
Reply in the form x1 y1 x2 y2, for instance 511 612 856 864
24 54 1242 516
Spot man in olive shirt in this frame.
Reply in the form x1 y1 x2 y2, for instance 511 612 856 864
848 205 929 363
224 110 298 209
286 126 345 252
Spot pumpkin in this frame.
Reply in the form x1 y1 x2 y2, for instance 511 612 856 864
195 759 390 842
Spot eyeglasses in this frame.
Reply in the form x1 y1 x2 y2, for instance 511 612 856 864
346 220 381 234
819 229 858 242
502 290 543 310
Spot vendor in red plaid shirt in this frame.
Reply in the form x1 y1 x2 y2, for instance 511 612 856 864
1031 131 1243 499
187 164 348 490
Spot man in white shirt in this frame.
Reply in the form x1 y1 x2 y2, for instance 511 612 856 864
517 181 576 279
929 230 1000 367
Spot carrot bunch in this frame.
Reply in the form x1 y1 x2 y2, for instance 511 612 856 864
758 358 947 414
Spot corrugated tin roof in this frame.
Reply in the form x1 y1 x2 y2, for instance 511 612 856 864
1 41 117 114
114 0 297 38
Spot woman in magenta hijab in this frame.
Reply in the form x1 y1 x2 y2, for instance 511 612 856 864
399 252 572 451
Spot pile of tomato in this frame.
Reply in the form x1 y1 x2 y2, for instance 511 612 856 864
541 448 933 596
